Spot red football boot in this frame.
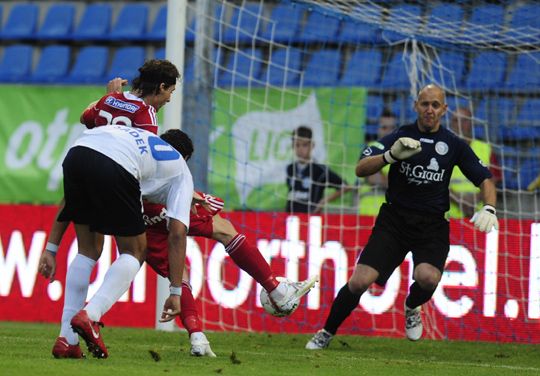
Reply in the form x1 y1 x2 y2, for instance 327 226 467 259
52 336 84 359
70 310 108 359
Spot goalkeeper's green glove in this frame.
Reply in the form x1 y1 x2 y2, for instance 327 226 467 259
383 137 422 164
470 205 498 233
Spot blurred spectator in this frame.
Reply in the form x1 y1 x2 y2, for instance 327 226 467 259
285 126 351 214
359 109 397 216
448 107 501 218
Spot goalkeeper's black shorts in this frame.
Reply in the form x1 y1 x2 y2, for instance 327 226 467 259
357 202 449 286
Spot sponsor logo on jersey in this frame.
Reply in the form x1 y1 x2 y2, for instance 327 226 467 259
400 159 446 185
435 141 449 155
419 138 434 144
143 206 168 226
362 147 373 156
104 96 140 113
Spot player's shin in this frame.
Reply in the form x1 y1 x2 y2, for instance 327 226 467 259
180 281 203 335
225 234 279 292
60 254 96 345
324 283 363 335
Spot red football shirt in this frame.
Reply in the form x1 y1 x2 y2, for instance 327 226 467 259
81 91 158 134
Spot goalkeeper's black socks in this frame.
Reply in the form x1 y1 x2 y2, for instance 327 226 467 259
405 282 436 309
324 283 362 335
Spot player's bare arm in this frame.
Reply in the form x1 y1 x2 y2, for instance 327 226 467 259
356 154 387 177
38 198 68 281
161 218 187 322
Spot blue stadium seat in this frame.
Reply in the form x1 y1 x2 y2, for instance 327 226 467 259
392 97 416 124
431 52 466 89
186 4 223 43
338 7 383 44
109 4 148 41
506 4 540 45
223 3 262 43
469 5 505 36
426 4 464 32
502 156 540 191
381 5 422 42
303 49 341 86
36 4 75 40
381 52 414 90
72 4 112 41
219 49 263 86
184 54 194 84
499 126 538 142
64 46 108 83
0 45 33 82
340 49 382 87
465 52 507 90
518 159 540 190
264 48 302 86
30 45 70 83
299 10 340 43
146 5 167 41
517 99 540 123
154 48 165 60
260 4 303 43
1 4 39 39
107 47 146 82
366 95 384 120
505 53 540 91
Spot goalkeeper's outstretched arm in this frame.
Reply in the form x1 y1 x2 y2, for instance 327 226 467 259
356 154 387 177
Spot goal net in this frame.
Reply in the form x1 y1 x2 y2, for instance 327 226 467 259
179 0 540 343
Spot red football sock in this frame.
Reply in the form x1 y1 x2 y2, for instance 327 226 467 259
225 234 279 292
180 281 202 336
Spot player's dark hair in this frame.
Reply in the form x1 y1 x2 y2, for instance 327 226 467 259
132 59 180 97
292 125 313 140
160 129 194 161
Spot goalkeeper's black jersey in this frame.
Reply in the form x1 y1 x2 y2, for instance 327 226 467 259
360 122 492 215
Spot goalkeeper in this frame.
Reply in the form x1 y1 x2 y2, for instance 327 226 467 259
306 84 498 349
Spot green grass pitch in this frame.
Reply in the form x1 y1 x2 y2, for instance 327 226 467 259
2 321 540 376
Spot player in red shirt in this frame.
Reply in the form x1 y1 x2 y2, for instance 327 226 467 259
39 67 317 358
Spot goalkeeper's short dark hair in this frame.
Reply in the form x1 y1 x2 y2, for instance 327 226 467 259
160 129 194 161
292 125 313 140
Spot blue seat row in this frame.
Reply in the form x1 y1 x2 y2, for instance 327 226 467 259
1 2 539 44
0 3 166 41
0 44 164 84
2 43 540 93
213 47 540 91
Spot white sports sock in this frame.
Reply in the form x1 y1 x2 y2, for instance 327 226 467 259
269 282 288 302
60 254 96 345
84 253 141 321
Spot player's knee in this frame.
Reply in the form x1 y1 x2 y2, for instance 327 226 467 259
348 279 369 295
212 216 238 244
348 271 375 294
415 272 440 291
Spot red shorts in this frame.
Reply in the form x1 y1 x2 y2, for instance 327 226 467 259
144 199 219 278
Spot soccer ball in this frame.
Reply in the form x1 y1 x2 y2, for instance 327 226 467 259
259 277 297 318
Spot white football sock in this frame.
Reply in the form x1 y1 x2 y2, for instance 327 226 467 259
84 253 141 322
60 254 96 345
269 282 288 302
